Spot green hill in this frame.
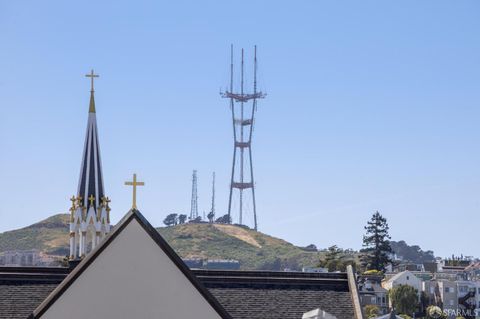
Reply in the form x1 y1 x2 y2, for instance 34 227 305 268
0 214 321 270
0 214 70 256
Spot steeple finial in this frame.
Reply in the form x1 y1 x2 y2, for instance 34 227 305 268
85 69 99 113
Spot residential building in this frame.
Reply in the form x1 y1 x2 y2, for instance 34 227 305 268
456 280 479 316
382 270 422 293
358 275 388 314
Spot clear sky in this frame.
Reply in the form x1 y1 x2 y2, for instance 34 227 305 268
1 1 480 258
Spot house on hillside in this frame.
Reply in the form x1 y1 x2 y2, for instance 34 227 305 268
456 280 480 315
358 275 388 314
382 270 422 309
423 279 457 311
382 270 422 293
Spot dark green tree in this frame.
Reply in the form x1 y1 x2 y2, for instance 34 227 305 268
389 285 418 315
361 211 393 271
318 245 356 272
215 214 231 224
207 211 215 223
163 213 178 226
178 214 187 224
189 216 202 223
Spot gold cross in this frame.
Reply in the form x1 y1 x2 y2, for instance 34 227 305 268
88 194 95 207
125 173 145 209
76 196 83 206
69 195 76 212
100 196 111 207
85 69 99 92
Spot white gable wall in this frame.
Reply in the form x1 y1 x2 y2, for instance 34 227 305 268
39 218 224 319
383 271 422 293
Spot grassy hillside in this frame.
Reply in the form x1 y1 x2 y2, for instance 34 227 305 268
0 214 321 270
0 214 70 256
159 223 321 270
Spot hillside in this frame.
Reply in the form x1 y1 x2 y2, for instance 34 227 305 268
0 214 322 270
0 214 70 256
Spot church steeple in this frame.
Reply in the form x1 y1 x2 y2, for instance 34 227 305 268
77 70 103 209
69 70 111 260
89 89 96 113
87 69 98 113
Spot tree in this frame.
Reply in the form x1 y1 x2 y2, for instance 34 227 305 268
303 244 318 252
364 305 380 319
361 211 393 271
163 213 178 226
389 285 418 315
389 240 435 263
178 214 187 224
318 245 356 272
207 211 215 223
189 216 202 223
215 214 231 224
420 291 431 314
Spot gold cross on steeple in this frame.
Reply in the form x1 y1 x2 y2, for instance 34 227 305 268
125 173 145 209
85 69 99 92
76 196 83 207
88 194 95 207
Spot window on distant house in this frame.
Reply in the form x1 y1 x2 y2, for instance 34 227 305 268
407 276 409 280
371 297 376 304
430 287 434 294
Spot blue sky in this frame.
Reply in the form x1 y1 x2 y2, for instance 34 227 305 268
1 1 480 258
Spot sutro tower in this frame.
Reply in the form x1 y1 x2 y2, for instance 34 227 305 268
221 45 266 231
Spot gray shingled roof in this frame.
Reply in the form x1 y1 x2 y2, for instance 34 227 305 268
194 270 355 319
0 283 57 319
0 267 67 319
0 267 356 319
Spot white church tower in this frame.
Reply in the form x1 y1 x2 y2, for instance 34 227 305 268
69 70 111 260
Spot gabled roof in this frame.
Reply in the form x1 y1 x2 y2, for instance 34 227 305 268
383 270 419 284
30 209 232 319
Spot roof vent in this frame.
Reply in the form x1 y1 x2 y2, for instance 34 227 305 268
302 308 338 319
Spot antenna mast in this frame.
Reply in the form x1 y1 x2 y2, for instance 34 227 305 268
211 172 216 219
221 45 266 230
190 170 198 220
